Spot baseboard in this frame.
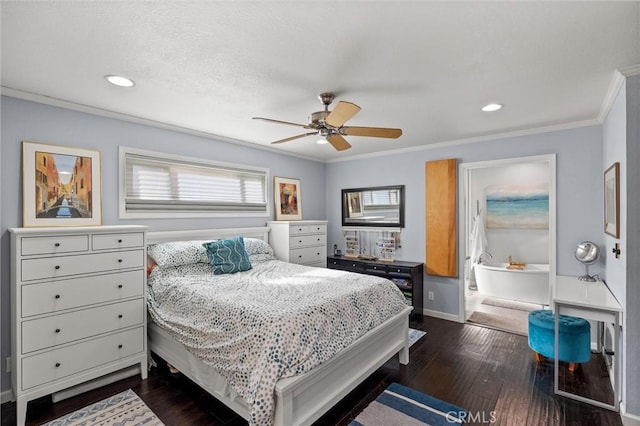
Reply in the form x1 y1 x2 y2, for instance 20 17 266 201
422 308 461 323
621 402 640 426
1 389 14 404
52 365 141 403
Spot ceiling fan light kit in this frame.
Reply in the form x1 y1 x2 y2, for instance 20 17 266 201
253 92 402 151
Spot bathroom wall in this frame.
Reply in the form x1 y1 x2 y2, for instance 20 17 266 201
469 160 550 264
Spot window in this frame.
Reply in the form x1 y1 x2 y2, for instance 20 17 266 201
119 147 269 218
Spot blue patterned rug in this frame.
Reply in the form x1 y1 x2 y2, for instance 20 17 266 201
408 328 426 347
350 383 467 425
43 389 164 426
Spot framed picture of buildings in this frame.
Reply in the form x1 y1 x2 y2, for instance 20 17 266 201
22 141 102 227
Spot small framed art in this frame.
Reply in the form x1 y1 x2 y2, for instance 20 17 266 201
604 162 620 238
22 141 102 227
274 176 302 220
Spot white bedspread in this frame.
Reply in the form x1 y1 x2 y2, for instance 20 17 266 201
147 259 408 425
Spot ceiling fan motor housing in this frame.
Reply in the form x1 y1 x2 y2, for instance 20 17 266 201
309 110 330 127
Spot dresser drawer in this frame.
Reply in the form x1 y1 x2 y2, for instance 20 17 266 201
289 234 326 248
289 224 327 236
21 250 144 281
21 327 144 390
92 233 144 251
21 235 89 256
290 246 327 265
328 258 363 271
21 270 144 317
22 299 144 353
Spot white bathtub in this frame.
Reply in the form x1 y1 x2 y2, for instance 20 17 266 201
474 262 550 305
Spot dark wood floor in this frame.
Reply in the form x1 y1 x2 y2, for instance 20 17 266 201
1 316 622 426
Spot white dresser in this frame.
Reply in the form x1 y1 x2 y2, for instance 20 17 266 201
9 225 148 426
267 220 328 267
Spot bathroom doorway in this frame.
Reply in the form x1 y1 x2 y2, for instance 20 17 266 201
458 154 556 335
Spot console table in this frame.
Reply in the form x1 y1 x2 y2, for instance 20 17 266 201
327 255 423 318
553 275 623 411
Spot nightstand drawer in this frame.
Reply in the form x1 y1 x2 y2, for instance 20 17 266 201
21 235 89 256
92 233 144 251
21 270 144 317
21 250 144 281
289 224 327 236
289 234 326 248
22 299 144 353
290 246 327 265
21 327 144 390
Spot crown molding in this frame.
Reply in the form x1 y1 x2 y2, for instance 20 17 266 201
620 64 640 77
0 86 323 164
598 70 626 123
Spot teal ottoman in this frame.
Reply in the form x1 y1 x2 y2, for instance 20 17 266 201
527 309 590 372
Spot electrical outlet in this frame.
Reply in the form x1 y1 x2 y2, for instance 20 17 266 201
5 357 10 373
428 291 434 301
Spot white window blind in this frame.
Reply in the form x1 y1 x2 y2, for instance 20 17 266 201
121 149 268 216
362 190 399 207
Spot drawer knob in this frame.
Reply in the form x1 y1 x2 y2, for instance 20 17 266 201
118 259 123 263
299 240 303 243
118 284 123 289
54 243 60 247
55 328 61 333
118 344 123 349
352 263 356 267
54 265 60 270
118 314 123 319
55 362 61 368
118 239 123 243
55 294 61 299
298 255 302 258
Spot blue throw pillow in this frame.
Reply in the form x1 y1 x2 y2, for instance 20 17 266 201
202 237 252 275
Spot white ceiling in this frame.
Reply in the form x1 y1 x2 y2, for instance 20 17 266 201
2 1 639 162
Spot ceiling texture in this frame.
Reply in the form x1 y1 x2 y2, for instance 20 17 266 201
2 1 639 162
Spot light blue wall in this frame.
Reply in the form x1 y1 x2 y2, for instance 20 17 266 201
0 95 326 393
326 126 604 316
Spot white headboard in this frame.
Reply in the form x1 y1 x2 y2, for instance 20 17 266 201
146 226 270 245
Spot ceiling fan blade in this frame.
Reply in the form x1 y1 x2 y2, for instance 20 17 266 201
325 101 361 128
326 134 352 151
253 117 310 128
271 132 318 144
342 126 403 139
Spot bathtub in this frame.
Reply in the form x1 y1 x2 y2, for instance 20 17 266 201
473 262 550 305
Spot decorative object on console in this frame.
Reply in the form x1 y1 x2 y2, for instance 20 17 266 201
274 176 302 220
604 162 620 238
22 141 102 227
574 241 600 282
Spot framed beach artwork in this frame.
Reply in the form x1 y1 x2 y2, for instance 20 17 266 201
604 162 620 238
274 176 302 220
485 184 549 229
22 141 102 227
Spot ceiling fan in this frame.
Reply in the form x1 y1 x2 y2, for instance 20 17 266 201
252 93 402 151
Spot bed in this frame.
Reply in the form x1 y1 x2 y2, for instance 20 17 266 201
146 226 412 425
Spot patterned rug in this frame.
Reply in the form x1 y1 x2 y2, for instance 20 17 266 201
43 389 164 426
408 328 426 347
350 382 467 425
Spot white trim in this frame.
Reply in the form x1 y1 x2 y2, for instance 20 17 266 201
326 119 598 164
620 64 640 77
0 87 323 163
599 70 626 123
1 389 14 404
118 146 270 219
457 154 557 324
422 308 461 323
621 401 640 426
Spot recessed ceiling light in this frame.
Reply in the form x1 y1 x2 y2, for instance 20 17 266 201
481 103 503 112
316 139 328 145
105 75 135 88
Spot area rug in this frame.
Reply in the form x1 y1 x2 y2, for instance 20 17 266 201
350 382 467 425
408 328 426 347
481 296 540 312
42 389 164 426
467 310 528 336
